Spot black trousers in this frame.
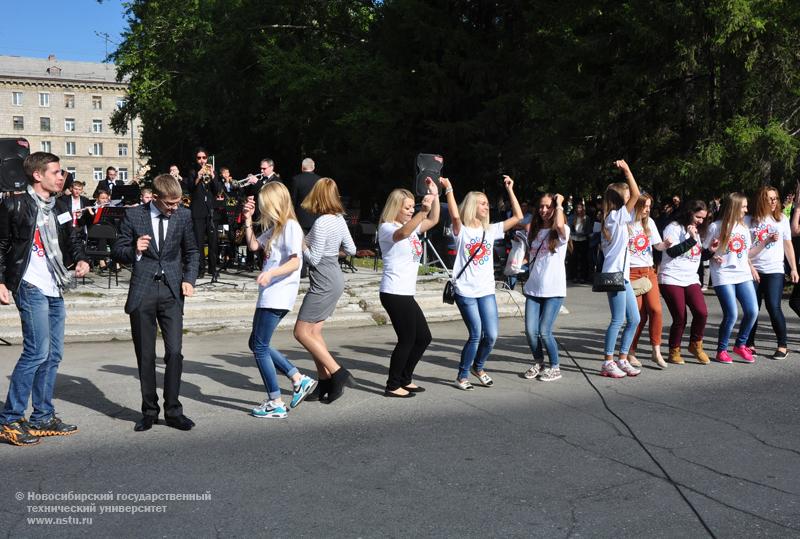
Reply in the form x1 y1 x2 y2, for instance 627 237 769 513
193 217 218 275
379 292 432 391
129 279 184 418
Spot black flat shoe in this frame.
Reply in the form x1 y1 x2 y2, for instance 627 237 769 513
383 390 416 398
772 350 789 360
165 415 195 431
134 416 158 432
402 385 426 393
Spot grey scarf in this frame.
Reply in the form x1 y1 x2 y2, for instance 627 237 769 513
26 185 74 290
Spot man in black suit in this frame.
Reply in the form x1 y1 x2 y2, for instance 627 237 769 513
183 148 222 279
289 158 321 234
55 180 92 267
112 174 200 432
92 167 123 198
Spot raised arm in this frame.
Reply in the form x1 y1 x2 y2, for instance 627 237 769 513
241 196 261 252
394 194 435 242
615 160 640 214
553 193 567 240
440 177 461 237
502 175 522 232
419 178 440 234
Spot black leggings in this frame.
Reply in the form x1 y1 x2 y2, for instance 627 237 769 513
379 292 432 391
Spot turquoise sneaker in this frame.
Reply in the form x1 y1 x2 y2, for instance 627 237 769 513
251 400 288 419
290 376 317 409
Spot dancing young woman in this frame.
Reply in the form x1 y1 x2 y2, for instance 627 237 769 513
658 200 711 365
441 176 522 390
599 160 642 378
242 183 317 419
745 186 798 359
522 193 570 382
378 180 440 397
703 193 771 363
293 178 357 403
627 194 671 368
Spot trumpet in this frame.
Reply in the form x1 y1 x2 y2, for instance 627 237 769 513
199 163 214 184
233 173 264 186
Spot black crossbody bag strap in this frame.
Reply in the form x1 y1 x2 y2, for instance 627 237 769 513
453 230 486 281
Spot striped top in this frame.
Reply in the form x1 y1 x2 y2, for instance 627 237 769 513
303 214 357 266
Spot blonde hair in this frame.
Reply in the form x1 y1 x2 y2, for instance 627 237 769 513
459 191 490 230
632 193 653 236
601 182 629 241
717 192 747 249
152 173 182 198
301 177 345 216
752 186 782 223
258 182 298 252
380 188 415 225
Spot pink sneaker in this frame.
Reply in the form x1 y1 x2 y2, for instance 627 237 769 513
600 361 626 378
733 345 755 363
616 359 641 377
715 350 733 364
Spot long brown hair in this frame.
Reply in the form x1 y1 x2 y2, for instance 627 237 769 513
601 182 628 241
529 193 560 253
632 193 653 235
752 186 782 223
301 177 345 216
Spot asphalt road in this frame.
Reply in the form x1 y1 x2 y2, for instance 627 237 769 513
2 285 799 538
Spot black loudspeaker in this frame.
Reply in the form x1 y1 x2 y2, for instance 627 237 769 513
0 138 30 192
415 153 444 196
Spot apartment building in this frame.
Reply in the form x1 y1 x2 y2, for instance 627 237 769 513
0 54 145 192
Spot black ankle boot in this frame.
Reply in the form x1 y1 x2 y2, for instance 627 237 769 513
307 378 330 402
326 368 356 404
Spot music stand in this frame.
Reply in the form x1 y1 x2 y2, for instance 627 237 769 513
112 185 141 206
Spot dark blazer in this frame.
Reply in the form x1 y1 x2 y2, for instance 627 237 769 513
112 203 199 314
93 179 124 198
184 170 222 220
289 171 321 231
55 195 92 228
243 174 281 222
0 194 87 293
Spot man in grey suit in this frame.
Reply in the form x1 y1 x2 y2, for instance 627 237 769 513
112 174 199 432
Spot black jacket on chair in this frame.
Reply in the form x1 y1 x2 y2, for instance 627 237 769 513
0 193 87 293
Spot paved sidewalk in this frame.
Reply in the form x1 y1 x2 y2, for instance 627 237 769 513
1 285 799 537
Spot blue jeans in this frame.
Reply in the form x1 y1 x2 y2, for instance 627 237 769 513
525 296 564 367
748 272 787 348
714 281 758 351
605 281 641 356
249 308 298 401
455 293 498 380
1 282 65 423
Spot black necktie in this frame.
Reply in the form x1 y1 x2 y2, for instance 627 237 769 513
158 214 167 254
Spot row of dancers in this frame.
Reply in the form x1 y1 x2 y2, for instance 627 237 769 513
251 160 797 418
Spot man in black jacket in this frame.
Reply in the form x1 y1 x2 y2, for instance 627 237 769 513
112 174 199 432
289 158 321 234
183 147 222 279
0 152 89 446
55 180 92 267
92 166 123 198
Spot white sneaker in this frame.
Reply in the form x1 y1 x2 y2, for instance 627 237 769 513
600 361 626 378
251 399 288 419
616 359 641 377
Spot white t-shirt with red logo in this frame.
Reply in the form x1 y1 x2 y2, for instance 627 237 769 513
22 228 60 297
628 217 662 269
746 215 791 274
658 222 702 287
523 226 571 298
379 222 424 295
452 222 504 298
703 221 753 286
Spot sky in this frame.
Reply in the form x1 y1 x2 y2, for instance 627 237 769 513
0 0 129 63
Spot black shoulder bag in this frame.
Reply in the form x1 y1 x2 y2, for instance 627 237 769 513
592 245 628 292
443 230 485 304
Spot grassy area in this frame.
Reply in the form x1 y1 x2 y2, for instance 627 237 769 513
349 256 446 276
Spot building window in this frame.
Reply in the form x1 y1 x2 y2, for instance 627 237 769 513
66 167 77 180
40 141 51 152
92 95 102 110
93 168 104 182
12 92 22 106
65 141 76 156
64 94 75 108
40 117 51 131
65 118 75 132
92 119 103 133
12 116 24 130
92 143 103 156
118 168 128 182
39 92 50 107
118 143 128 156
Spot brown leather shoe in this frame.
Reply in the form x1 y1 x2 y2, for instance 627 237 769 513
689 341 710 364
668 347 685 365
